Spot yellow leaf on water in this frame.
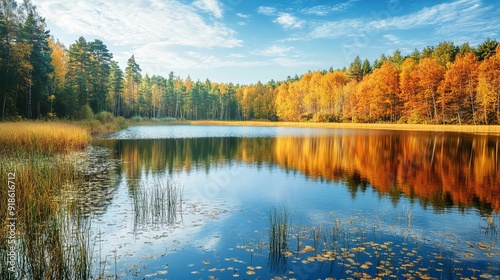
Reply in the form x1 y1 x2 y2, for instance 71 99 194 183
303 245 314 252
463 252 474 259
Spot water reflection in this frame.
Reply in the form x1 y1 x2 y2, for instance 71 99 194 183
94 130 500 213
63 146 121 216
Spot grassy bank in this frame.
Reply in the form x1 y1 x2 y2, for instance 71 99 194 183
160 120 500 134
0 122 91 154
0 122 95 279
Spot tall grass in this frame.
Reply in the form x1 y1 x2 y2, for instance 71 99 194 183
267 207 291 274
0 121 96 279
0 153 97 279
132 180 183 231
268 207 290 253
0 122 90 154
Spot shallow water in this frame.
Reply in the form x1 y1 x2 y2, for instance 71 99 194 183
84 125 500 279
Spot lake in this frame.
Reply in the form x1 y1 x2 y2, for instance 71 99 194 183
81 125 500 279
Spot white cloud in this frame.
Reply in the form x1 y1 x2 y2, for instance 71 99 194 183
274 13 305 29
236 13 249 18
34 0 240 48
193 0 223 18
302 0 359 16
383 34 401 45
382 34 425 47
301 5 330 16
258 6 305 30
257 6 277 16
253 45 294 57
310 0 499 39
132 42 266 72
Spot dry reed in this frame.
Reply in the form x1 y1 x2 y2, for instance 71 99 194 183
0 122 90 154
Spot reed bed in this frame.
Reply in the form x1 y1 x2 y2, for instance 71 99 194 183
0 121 98 279
268 207 290 254
0 154 96 279
267 207 291 274
132 180 184 231
0 122 90 154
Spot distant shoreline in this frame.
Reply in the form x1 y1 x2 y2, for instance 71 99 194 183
131 120 500 134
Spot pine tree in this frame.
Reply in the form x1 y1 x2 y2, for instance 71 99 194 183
66 37 91 110
108 60 123 116
124 55 141 117
19 2 53 118
88 39 112 113
348 56 363 82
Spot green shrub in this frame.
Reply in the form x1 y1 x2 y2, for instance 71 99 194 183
96 111 114 124
78 105 94 120
115 116 127 129
131 115 143 122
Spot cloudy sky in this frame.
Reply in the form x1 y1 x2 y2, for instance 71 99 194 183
31 0 500 84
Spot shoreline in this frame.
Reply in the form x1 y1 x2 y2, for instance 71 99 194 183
131 120 500 134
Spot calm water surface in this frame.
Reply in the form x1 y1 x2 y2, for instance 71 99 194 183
83 125 500 279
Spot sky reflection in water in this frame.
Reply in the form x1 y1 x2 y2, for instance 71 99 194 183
87 125 500 279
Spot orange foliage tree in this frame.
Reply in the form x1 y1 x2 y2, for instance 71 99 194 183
477 45 500 124
415 58 445 122
369 62 400 122
438 53 479 124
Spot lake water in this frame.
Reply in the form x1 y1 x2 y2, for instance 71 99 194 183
83 125 500 279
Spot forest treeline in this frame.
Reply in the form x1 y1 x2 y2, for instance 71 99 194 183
1 1 500 124
98 134 500 212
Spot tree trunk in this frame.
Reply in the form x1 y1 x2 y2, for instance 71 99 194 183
2 49 10 119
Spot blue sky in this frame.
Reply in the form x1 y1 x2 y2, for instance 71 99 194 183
31 0 500 84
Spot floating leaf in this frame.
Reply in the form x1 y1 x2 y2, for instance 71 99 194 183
463 253 474 259
303 245 314 252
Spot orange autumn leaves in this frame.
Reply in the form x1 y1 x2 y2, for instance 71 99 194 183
275 45 500 125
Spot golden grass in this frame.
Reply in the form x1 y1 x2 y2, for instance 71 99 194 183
0 122 91 154
0 122 93 278
167 120 500 134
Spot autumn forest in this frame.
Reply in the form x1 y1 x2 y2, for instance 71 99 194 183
1 1 500 124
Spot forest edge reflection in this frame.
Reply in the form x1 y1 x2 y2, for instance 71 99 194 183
93 130 500 215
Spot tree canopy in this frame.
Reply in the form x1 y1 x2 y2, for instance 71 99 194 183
0 2 498 124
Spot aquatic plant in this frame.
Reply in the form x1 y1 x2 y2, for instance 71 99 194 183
267 207 290 254
0 163 97 280
132 180 184 231
0 124 110 279
234 210 500 279
267 207 291 274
